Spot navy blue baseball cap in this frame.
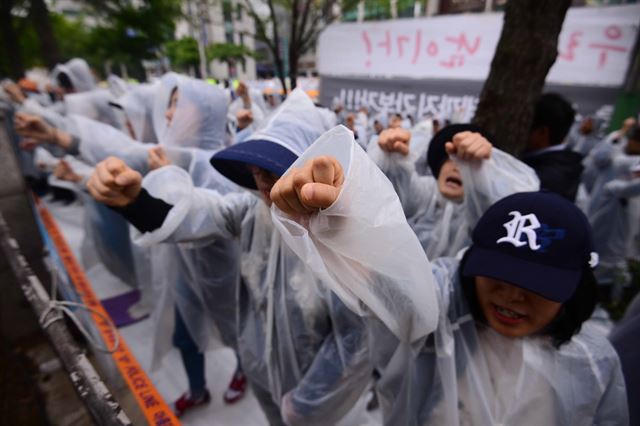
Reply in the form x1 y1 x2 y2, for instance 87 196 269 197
210 88 327 190
210 139 298 190
462 191 598 303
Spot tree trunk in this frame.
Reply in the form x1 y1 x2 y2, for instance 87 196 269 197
472 0 571 156
29 0 61 68
289 0 300 90
289 60 298 89
271 40 287 97
0 0 24 79
288 48 299 89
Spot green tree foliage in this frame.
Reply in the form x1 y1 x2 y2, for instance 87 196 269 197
83 0 181 78
1 0 181 80
0 11 85 77
206 42 254 64
165 36 200 71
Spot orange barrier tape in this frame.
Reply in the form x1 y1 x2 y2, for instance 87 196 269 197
35 197 180 426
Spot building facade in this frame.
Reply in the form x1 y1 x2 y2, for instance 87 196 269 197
175 0 257 80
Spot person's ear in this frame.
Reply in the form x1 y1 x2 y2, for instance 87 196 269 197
528 127 549 150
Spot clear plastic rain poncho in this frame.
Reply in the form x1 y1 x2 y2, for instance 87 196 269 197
133 90 373 425
50 58 96 93
407 127 434 176
72 75 227 163
114 82 159 143
69 87 241 367
107 75 130 98
271 125 439 344
152 73 228 150
367 137 540 260
587 152 640 291
373 256 628 426
228 86 268 129
566 117 606 157
32 146 139 287
65 89 121 129
144 149 242 370
269 131 628 424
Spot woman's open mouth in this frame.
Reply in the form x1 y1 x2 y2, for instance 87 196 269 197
492 303 526 325
445 176 462 188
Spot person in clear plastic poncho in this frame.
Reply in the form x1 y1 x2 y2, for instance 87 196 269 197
14 85 155 290
566 115 605 157
152 73 229 150
14 86 142 287
83 73 245 414
268 134 629 426
85 90 397 425
17 73 245 414
50 58 96 94
110 82 159 143
368 124 540 260
227 81 269 144
586 125 640 303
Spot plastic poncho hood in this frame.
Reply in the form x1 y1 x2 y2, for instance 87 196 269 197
50 58 96 93
65 89 121 129
114 82 158 143
152 73 228 150
210 88 330 189
107 75 130 98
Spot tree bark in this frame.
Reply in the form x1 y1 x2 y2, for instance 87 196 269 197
289 52 299 89
472 0 571 156
267 0 288 93
29 0 61 68
0 0 24 79
289 0 300 90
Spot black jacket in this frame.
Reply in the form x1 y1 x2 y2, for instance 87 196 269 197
523 149 584 202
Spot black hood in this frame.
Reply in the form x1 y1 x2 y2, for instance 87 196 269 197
523 149 584 202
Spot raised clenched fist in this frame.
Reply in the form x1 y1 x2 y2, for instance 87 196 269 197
14 112 55 143
87 157 142 207
53 160 83 183
3 81 26 104
270 156 344 215
378 128 411 156
445 131 492 162
236 109 254 130
147 146 171 170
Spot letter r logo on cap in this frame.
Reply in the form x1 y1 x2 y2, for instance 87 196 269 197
497 211 541 250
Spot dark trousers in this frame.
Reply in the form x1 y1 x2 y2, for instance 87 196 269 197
173 307 206 395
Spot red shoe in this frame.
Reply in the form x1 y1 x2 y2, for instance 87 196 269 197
174 389 211 417
223 368 247 404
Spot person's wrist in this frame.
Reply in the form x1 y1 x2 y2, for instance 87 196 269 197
56 130 72 149
49 127 58 144
71 173 83 184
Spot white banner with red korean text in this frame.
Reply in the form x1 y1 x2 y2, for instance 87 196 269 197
317 4 640 87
